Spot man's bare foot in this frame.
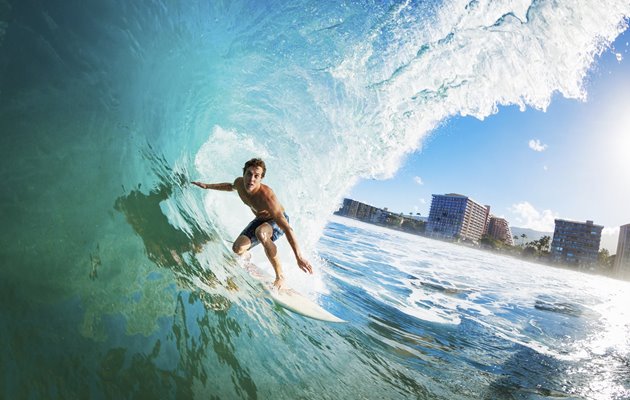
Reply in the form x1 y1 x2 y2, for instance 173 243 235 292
272 276 285 291
238 251 252 262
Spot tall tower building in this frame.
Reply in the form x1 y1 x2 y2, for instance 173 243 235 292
613 224 630 276
551 219 603 267
426 193 490 242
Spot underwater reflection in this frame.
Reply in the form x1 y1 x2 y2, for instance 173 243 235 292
113 171 235 311
95 290 258 399
107 169 260 397
114 178 209 270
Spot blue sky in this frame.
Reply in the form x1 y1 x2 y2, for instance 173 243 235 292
350 26 630 250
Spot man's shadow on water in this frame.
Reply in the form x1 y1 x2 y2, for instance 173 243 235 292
103 175 258 399
113 174 233 311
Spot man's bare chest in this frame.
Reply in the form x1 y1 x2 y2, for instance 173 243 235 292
237 191 267 213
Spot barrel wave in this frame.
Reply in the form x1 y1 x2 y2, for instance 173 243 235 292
1 0 629 398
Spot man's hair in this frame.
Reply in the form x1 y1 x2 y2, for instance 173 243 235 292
243 158 266 178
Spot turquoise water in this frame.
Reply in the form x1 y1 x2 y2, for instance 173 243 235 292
1 0 629 398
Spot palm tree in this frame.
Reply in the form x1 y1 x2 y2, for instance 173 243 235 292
537 235 551 252
520 233 527 245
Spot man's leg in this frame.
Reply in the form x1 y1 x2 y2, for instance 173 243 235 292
255 223 284 289
221 235 251 292
232 235 252 259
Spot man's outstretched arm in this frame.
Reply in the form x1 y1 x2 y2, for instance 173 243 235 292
275 215 313 274
191 181 234 191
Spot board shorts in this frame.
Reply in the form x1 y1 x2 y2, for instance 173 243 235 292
239 212 289 248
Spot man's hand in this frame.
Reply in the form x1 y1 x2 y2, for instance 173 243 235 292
191 181 206 189
297 257 313 274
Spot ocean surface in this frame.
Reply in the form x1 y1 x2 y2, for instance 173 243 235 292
1 0 630 399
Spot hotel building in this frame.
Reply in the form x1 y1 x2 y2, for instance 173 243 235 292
613 224 630 276
487 216 514 246
550 219 603 266
335 198 426 232
336 198 381 223
426 194 490 242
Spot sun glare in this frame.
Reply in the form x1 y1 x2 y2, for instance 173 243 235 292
609 105 630 173
596 75 630 177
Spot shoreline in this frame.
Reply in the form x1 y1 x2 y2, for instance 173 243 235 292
332 214 625 282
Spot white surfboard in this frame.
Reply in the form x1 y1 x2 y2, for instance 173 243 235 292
243 261 345 323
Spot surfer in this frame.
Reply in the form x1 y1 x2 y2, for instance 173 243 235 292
192 158 313 289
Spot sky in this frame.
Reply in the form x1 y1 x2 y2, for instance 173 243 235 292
350 26 630 252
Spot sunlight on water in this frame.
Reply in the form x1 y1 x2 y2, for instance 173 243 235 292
575 284 630 400
319 217 630 399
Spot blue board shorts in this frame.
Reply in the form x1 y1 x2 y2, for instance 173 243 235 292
239 212 289 248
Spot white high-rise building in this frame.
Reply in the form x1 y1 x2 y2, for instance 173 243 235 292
426 194 490 242
614 224 630 276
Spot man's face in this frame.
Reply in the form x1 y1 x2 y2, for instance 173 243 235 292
243 166 264 194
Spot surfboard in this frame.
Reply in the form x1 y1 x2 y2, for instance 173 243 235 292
242 261 345 323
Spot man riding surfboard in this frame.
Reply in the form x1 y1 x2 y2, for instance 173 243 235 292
193 158 313 289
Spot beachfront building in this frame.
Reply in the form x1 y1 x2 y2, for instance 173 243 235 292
336 198 382 223
335 198 426 234
550 219 603 267
335 198 397 225
613 224 630 276
337 198 361 219
487 216 514 246
426 193 490 242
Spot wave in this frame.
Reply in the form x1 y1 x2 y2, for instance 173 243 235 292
0 0 627 316
2 1 626 250
1 1 629 397
191 0 629 254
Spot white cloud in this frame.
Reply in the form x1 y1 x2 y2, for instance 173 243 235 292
413 176 424 185
543 165 548 171
420 198 426 204
528 139 548 152
509 201 558 231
